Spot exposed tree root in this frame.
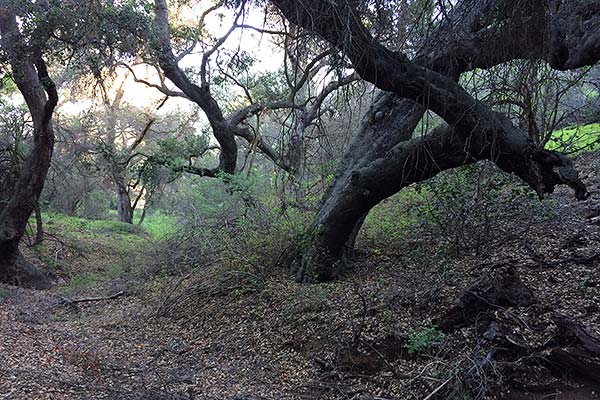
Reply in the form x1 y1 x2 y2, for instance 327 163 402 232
0 251 51 290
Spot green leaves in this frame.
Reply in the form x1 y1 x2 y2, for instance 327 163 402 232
0 73 18 95
407 324 445 354
548 123 600 154
42 0 154 75
153 132 211 167
246 69 287 102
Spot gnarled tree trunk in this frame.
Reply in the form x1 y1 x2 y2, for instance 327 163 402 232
0 5 57 289
116 179 134 224
153 0 238 175
291 95 424 281
274 0 596 282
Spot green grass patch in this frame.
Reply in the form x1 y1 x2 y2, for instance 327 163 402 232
137 211 178 239
62 272 99 296
44 212 145 235
39 212 152 271
45 212 148 238
28 211 178 295
89 219 144 234
106 263 126 279
55 209 179 240
547 123 600 154
45 214 139 253
0 287 7 299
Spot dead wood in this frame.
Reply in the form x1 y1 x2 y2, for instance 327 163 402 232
553 314 600 356
543 348 600 384
435 267 535 332
59 291 126 305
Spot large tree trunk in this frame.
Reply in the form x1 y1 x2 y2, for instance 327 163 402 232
0 240 49 288
116 180 134 224
291 95 423 280
0 5 57 289
276 0 597 282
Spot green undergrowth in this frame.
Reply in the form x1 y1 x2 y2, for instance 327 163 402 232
100 210 179 240
27 211 179 295
136 211 178 239
547 123 600 154
360 162 551 260
407 325 445 354
44 212 147 251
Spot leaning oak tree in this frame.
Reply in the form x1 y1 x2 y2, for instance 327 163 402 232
0 2 57 288
269 0 599 281
152 0 247 176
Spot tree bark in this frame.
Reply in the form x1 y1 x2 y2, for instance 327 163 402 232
0 240 49 289
0 4 57 289
34 201 44 245
291 95 423 280
116 179 134 224
275 0 596 281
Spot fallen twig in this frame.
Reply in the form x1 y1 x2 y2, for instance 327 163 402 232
60 291 126 305
422 377 452 400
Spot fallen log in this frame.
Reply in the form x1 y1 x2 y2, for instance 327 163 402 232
435 267 535 332
543 348 600 384
553 314 600 356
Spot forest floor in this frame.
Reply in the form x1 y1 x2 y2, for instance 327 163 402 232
2 155 600 400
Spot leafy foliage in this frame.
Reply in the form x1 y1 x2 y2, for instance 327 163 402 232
247 69 288 103
151 132 212 167
407 324 445 354
41 0 154 75
362 162 552 258
148 170 311 279
547 123 600 154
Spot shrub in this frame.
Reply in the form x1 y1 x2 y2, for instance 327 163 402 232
63 272 99 296
407 324 445 354
361 161 552 257
147 170 311 279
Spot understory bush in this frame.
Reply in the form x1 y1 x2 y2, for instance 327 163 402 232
361 161 554 257
407 324 445 354
148 170 312 279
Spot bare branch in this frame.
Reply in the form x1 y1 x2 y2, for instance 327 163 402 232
120 63 188 99
200 1 247 88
